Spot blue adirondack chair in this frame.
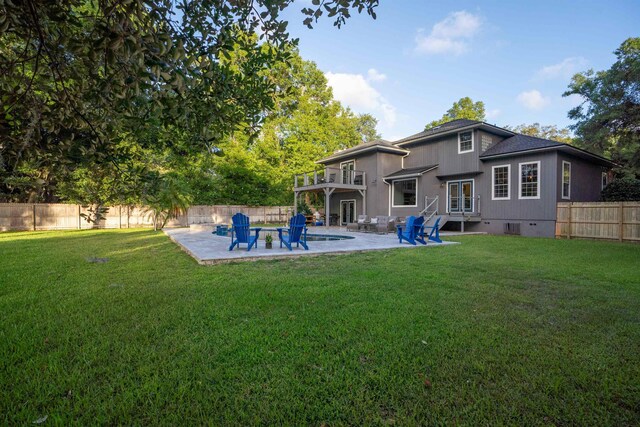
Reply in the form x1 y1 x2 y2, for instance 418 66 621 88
277 214 309 251
422 216 443 244
397 215 426 245
228 213 261 251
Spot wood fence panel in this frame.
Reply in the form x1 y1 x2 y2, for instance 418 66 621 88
0 203 32 231
0 203 292 231
556 202 640 242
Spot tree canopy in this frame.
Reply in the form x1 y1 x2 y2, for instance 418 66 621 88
425 97 486 129
564 37 640 177
0 0 379 204
195 50 379 205
505 123 573 144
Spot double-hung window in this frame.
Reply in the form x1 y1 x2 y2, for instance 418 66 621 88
492 165 510 200
562 161 571 199
458 131 474 154
519 161 540 199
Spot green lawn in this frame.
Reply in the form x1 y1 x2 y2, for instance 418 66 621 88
1 230 639 425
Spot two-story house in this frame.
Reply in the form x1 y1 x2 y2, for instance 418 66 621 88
293 119 615 237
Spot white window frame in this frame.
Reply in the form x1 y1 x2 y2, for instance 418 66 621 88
601 172 609 190
458 131 474 154
391 178 418 208
491 164 511 201
518 161 541 200
562 161 571 200
446 179 475 213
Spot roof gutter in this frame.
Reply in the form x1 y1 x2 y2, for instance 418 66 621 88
316 145 409 164
384 165 438 181
480 145 617 166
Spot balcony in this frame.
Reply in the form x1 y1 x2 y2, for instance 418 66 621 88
294 167 366 192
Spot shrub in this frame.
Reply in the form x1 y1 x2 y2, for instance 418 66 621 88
297 199 312 215
601 178 640 201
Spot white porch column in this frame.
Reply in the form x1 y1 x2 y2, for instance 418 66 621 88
294 191 298 215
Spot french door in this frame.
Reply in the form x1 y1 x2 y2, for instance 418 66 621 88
341 161 355 184
340 200 356 225
448 180 474 213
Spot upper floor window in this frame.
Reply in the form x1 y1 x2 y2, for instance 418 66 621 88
392 178 417 207
519 161 540 199
458 131 474 154
562 161 571 199
492 165 510 200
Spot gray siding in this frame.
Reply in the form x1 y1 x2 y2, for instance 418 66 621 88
403 130 480 176
479 151 558 222
318 127 609 237
555 153 605 202
324 150 403 219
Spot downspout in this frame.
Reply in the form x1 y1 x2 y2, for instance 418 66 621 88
382 178 391 216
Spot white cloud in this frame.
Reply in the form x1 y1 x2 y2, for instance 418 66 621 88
325 71 397 127
517 90 551 110
414 11 482 56
367 68 387 82
535 57 588 80
486 108 501 119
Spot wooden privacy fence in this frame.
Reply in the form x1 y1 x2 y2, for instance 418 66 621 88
556 202 640 242
0 203 293 232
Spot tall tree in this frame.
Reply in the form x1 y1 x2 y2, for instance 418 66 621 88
206 51 378 205
564 37 640 177
0 0 379 203
425 97 486 129
505 123 573 144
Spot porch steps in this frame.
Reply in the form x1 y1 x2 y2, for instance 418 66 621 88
425 214 447 229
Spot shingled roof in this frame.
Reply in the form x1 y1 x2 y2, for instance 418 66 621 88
384 165 438 180
480 133 616 166
481 134 564 157
317 139 408 164
393 119 482 145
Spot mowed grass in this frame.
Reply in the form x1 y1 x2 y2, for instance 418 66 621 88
1 230 639 425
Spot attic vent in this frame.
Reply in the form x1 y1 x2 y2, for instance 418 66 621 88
503 222 521 235
481 134 493 151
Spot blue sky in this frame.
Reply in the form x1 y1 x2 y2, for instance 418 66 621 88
281 0 640 140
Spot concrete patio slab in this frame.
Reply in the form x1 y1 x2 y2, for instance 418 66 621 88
164 226 462 264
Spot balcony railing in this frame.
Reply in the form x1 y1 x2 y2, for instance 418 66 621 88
294 167 366 188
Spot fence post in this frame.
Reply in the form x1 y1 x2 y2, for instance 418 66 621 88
32 204 36 231
78 205 81 230
119 205 122 229
127 206 130 229
567 203 572 239
619 202 624 242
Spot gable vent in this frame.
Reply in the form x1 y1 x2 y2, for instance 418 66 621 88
504 222 521 235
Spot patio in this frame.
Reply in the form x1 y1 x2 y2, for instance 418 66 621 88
164 226 464 264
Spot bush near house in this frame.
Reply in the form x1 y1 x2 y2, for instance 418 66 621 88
602 177 640 201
